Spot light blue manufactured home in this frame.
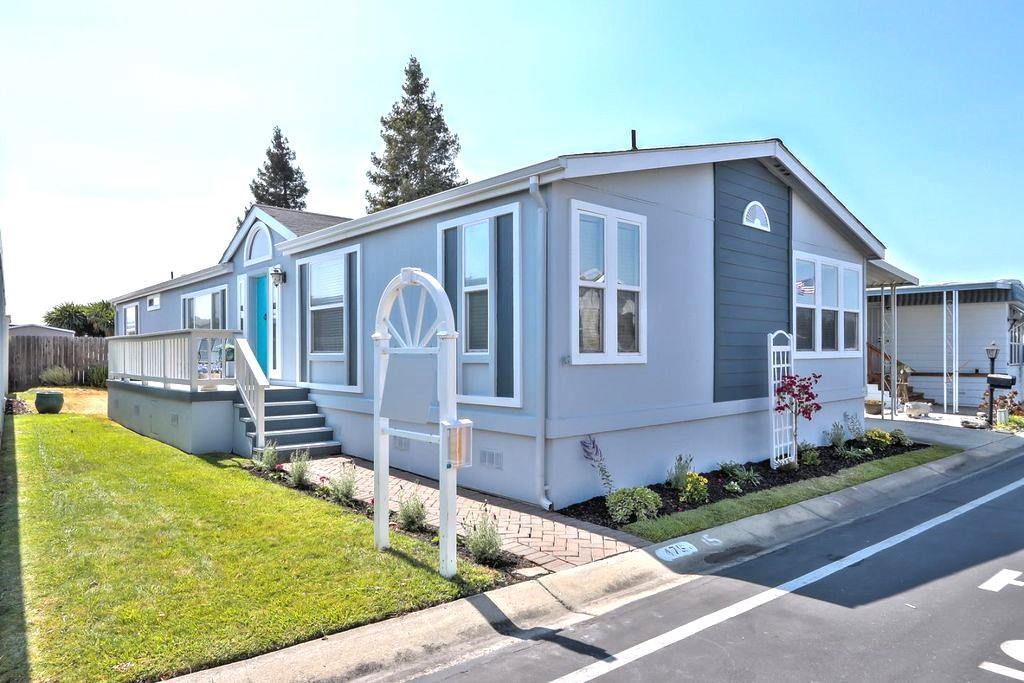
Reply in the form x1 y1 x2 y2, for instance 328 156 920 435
108 139 912 509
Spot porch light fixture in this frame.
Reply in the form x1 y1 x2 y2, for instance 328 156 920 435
270 266 287 287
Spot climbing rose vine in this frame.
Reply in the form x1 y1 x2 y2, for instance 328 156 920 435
774 373 823 460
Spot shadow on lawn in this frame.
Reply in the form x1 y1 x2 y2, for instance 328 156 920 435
0 415 29 681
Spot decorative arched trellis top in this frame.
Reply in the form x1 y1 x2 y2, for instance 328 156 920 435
373 267 457 348
742 201 771 232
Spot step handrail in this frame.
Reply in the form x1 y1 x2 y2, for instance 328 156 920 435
234 338 269 449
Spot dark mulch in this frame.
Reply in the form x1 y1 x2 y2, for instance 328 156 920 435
560 439 928 530
243 462 531 575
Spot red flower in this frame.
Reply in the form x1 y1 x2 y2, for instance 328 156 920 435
319 476 329 483
274 463 285 471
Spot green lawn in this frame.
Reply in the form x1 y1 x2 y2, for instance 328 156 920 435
0 413 499 682
627 444 961 542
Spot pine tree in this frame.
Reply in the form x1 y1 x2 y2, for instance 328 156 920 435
366 56 466 213
249 126 309 210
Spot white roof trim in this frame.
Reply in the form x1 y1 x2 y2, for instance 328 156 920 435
279 158 565 256
280 139 884 260
219 207 297 264
867 259 919 287
111 263 233 304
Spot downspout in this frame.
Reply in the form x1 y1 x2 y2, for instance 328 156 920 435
529 175 554 510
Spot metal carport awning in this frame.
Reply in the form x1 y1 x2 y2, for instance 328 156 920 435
867 260 919 420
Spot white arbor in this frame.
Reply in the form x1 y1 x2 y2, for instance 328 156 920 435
768 330 797 469
373 267 471 578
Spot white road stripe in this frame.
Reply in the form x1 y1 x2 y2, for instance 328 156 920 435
979 662 1024 681
551 475 1024 683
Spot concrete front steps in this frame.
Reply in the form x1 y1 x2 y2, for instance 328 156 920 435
236 386 342 458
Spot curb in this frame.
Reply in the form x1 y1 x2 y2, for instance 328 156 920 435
172 433 1024 683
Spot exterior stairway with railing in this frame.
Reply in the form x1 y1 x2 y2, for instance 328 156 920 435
867 342 925 403
235 386 342 458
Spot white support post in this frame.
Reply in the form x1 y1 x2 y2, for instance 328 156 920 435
943 290 948 414
890 283 898 420
437 331 459 579
373 332 392 551
954 290 960 414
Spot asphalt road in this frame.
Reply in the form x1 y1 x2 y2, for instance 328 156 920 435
420 451 1024 682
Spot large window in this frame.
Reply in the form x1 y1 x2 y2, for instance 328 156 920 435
438 202 521 406
793 251 861 357
295 245 361 392
182 286 227 329
308 257 346 354
570 200 646 364
123 304 138 335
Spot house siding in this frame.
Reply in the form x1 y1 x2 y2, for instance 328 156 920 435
713 159 792 402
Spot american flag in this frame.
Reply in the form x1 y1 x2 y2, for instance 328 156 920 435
796 279 816 295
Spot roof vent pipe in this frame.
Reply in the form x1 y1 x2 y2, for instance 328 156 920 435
630 129 638 151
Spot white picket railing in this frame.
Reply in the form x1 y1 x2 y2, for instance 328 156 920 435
234 338 269 448
108 329 239 391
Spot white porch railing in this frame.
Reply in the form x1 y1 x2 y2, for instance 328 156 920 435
233 338 269 448
108 329 239 391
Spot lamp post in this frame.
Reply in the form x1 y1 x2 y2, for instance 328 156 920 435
986 341 999 426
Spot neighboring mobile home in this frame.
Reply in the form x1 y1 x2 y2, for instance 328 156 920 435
108 139 911 509
867 280 1024 412
9 323 76 338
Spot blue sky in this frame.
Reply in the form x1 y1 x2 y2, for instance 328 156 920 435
1 0 1021 322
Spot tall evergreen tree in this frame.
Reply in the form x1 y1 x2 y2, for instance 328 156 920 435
366 57 466 213
249 126 309 210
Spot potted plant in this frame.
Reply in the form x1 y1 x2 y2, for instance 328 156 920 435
34 391 64 414
865 399 883 415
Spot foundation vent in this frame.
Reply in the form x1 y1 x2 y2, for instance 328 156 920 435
479 449 503 470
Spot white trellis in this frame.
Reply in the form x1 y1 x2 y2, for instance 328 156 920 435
373 267 472 578
768 330 797 470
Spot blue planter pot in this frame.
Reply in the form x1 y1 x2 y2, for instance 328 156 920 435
34 391 64 414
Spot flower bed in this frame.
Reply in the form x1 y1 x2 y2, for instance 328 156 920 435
243 461 531 574
559 436 928 531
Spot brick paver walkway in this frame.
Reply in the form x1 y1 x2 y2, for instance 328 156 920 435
299 455 648 572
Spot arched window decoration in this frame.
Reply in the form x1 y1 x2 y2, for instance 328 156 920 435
245 223 272 263
742 201 770 232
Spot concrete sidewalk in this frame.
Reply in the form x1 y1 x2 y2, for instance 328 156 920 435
176 433 1024 683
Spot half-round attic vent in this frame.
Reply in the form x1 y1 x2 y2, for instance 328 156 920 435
742 201 770 232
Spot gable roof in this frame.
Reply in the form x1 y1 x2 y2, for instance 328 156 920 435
280 138 886 260
219 204 350 264
253 204 348 236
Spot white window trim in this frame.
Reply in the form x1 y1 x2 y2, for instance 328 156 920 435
268 264 283 380
180 284 229 329
294 244 362 393
570 199 647 365
236 274 247 338
437 201 522 408
122 303 139 335
146 294 161 311
792 250 862 359
742 200 771 232
243 222 273 267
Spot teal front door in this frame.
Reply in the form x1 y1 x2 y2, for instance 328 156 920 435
255 275 269 373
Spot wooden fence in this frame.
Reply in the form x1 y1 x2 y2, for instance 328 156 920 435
8 336 108 391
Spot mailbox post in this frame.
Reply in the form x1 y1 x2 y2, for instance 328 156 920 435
985 340 1015 427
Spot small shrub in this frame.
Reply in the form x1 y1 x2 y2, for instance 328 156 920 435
255 442 279 471
327 465 357 505
798 441 821 466
720 461 763 488
581 435 615 494
1007 415 1024 432
724 481 743 495
680 471 710 506
39 365 73 386
843 411 864 440
84 364 108 387
289 449 310 488
667 454 693 491
606 487 661 524
864 428 893 449
397 495 427 531
465 507 502 565
839 445 872 461
824 421 846 450
890 429 913 447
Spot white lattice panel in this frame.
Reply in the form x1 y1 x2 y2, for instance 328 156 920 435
769 330 797 470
